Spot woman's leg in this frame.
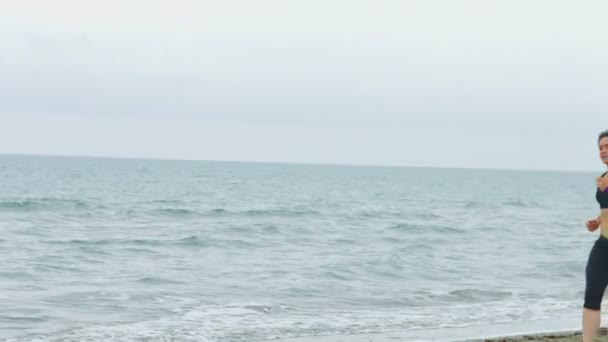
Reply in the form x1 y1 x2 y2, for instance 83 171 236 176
583 308 601 342
583 241 608 342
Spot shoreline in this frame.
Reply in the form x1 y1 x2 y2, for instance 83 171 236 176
270 318 604 342
272 329 605 342
477 328 608 341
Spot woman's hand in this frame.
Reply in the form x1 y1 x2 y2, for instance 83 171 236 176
587 217 601 232
598 177 608 191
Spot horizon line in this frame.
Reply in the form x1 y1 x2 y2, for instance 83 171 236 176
0 152 601 174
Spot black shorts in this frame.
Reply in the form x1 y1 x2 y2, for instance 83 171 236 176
585 235 608 310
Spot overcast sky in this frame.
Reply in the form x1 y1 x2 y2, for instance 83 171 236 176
1 1 607 171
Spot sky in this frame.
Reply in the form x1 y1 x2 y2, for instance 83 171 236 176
0 0 607 171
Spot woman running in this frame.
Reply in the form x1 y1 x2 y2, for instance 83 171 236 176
583 129 608 341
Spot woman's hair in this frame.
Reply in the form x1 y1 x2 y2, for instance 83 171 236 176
599 130 608 144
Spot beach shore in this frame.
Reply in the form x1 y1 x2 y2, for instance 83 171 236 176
273 330 604 342
477 329 608 341
272 327 608 342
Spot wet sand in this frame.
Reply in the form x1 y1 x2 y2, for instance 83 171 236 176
272 328 608 342
478 328 608 341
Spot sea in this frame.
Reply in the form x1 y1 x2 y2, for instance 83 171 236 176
0 155 603 341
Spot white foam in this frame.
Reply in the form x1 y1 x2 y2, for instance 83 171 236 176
4 298 585 342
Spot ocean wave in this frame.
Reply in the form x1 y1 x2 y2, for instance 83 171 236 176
44 238 160 246
43 236 209 248
447 289 513 301
0 315 48 324
463 201 500 209
0 198 89 211
2 297 581 342
407 289 513 304
463 199 538 209
387 223 425 232
147 207 320 218
357 210 406 219
387 222 465 234
502 200 535 208
150 199 190 205
174 235 209 247
243 209 320 217
0 271 35 280
136 277 185 285
152 208 198 216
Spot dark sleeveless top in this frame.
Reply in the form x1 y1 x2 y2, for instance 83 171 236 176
596 172 608 208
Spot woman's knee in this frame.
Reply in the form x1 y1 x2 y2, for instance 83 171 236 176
585 293 603 310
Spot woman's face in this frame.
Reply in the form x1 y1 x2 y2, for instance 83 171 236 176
600 137 608 165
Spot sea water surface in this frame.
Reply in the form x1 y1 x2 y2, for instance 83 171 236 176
0 155 601 341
